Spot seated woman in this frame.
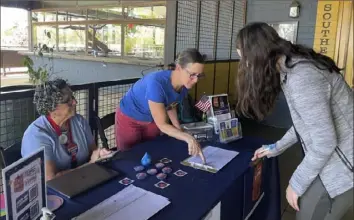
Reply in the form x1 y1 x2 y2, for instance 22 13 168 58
21 78 111 181
115 48 206 163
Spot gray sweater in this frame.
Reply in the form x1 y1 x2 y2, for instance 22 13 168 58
268 58 353 198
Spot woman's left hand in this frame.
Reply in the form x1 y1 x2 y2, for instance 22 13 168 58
286 184 300 211
98 148 112 158
90 147 112 162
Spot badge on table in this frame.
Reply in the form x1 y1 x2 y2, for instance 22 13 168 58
136 172 147 180
155 162 165 169
174 170 187 177
162 167 172 174
119 177 134 186
134 165 145 172
160 158 172 164
156 173 167 180
147 168 158 175
252 160 263 201
154 181 170 189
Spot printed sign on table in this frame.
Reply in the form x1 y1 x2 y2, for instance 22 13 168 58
2 148 46 220
206 94 232 134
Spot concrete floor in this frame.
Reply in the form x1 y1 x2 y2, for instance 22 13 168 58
241 119 353 220
0 73 30 87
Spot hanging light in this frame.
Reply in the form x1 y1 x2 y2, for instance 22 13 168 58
289 0 300 18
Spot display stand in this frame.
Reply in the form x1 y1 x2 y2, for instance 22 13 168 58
2 148 55 220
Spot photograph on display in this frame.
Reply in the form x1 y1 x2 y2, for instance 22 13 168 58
2 148 46 220
211 95 230 116
219 118 242 143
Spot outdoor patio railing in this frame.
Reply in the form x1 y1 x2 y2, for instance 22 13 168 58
0 78 139 152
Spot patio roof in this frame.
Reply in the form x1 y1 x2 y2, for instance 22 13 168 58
1 0 166 10
1 0 41 10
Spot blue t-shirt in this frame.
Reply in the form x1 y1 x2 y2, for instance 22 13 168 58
21 114 94 171
120 70 188 122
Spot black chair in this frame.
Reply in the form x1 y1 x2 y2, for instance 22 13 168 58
94 112 116 149
0 142 22 167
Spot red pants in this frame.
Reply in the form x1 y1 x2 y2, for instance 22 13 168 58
115 108 160 151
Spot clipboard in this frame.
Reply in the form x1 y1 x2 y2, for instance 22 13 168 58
180 146 239 174
180 159 218 173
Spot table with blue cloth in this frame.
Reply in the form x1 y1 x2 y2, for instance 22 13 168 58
1 136 281 220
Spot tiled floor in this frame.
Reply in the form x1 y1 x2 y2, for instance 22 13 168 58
241 119 353 220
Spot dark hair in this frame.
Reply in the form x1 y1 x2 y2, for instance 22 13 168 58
235 22 341 121
175 48 205 68
33 78 70 115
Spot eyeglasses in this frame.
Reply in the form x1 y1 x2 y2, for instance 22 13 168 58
185 69 205 79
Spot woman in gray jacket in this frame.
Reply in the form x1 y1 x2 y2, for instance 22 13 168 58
235 22 353 220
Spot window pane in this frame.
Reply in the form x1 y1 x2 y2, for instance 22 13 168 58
88 8 123 20
67 9 86 21
32 25 57 50
88 24 122 56
127 6 166 19
44 12 56 22
32 12 44 22
58 25 85 52
124 25 164 59
1 7 29 49
57 11 68 21
31 12 56 22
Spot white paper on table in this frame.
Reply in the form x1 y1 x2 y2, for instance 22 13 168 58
187 146 239 171
72 185 170 220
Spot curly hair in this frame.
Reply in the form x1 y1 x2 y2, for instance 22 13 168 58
33 78 70 115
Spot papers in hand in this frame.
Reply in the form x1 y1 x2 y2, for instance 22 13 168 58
72 185 170 220
182 146 239 173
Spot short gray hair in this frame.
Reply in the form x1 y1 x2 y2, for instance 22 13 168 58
33 78 70 115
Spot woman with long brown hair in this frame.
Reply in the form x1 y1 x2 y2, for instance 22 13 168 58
236 22 353 220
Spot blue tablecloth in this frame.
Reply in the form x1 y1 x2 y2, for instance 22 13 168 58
1 135 281 220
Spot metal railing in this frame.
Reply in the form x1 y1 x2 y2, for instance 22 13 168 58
0 78 139 150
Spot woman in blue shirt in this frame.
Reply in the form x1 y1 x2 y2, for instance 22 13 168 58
22 79 111 181
116 48 206 163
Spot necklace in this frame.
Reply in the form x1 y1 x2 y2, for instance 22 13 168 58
58 132 68 145
46 116 71 145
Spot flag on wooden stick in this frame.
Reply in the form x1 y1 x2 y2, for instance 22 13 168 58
195 95 211 112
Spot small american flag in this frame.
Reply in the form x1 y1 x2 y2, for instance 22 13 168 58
195 95 211 112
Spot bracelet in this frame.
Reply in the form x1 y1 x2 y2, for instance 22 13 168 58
267 143 276 150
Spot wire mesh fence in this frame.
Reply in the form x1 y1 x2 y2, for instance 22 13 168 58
176 0 245 60
0 98 37 148
73 89 89 119
175 1 199 56
199 1 218 60
97 82 135 149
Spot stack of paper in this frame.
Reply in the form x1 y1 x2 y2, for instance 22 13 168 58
182 146 239 173
72 185 170 220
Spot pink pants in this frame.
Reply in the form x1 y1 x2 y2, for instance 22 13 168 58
115 108 160 151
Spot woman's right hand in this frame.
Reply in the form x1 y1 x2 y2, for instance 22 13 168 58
187 136 206 164
251 145 272 161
